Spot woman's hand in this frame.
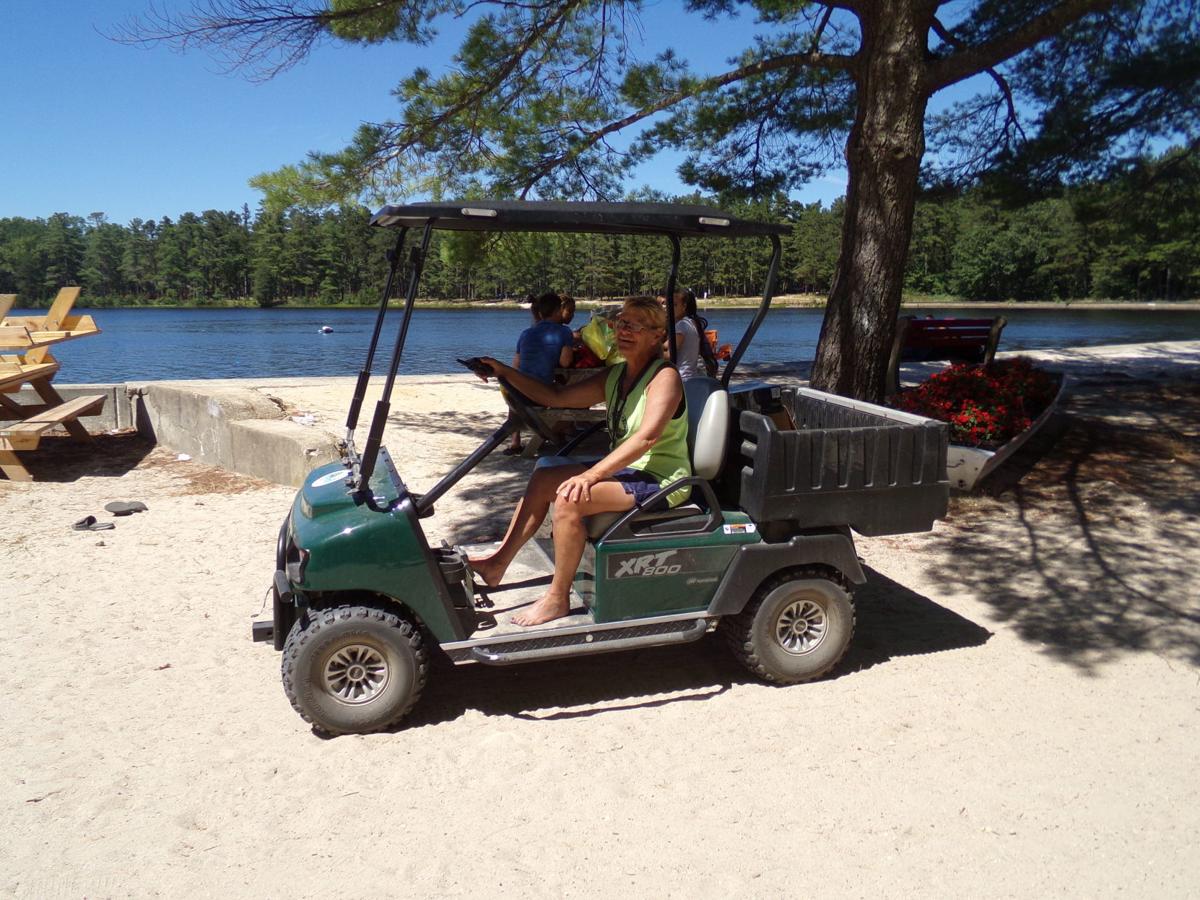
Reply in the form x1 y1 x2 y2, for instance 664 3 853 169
555 469 600 504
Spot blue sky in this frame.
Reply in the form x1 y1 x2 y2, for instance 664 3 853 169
2 1 864 224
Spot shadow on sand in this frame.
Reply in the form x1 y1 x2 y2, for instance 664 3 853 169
3 431 156 482
395 566 990 730
923 380 1200 672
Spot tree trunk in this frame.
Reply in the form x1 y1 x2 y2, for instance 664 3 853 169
810 1 931 402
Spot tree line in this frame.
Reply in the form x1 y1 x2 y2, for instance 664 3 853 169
2 150 1195 308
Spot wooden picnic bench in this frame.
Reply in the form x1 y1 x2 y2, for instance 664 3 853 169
0 287 106 481
521 367 608 458
885 315 1007 395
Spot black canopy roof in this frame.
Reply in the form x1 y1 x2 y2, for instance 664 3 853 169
369 200 790 238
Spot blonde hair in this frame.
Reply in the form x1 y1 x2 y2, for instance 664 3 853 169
621 296 667 333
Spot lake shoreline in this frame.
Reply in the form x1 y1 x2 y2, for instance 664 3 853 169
22 304 1200 383
19 296 1200 312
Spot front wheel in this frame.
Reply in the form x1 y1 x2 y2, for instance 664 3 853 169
721 571 855 684
282 604 429 736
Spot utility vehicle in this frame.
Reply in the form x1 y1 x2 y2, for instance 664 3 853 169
253 201 950 736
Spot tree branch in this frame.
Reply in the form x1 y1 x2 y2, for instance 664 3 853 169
926 0 1118 91
111 0 434 79
531 47 856 174
930 17 1027 142
429 2 583 127
808 4 835 54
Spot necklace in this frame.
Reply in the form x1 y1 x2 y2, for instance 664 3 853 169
609 357 659 446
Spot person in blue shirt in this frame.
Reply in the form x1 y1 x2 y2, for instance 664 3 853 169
505 291 574 454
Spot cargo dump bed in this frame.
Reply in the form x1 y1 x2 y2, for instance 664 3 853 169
733 387 949 536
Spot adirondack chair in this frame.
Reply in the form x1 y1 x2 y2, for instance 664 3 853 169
0 288 106 481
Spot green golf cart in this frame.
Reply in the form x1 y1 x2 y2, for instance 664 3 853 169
254 201 949 736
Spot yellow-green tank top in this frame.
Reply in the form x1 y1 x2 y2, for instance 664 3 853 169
605 360 692 507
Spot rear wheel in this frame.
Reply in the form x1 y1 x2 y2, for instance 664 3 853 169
721 570 855 684
282 604 428 736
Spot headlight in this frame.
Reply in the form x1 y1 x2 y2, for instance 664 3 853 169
285 543 310 584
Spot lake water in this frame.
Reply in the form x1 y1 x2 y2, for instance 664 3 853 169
19 305 1200 383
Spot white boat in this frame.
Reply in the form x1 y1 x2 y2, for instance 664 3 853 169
945 373 1067 490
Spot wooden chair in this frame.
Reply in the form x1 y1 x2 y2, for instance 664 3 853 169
885 315 1007 396
0 288 106 481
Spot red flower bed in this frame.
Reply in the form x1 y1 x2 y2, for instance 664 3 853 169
890 357 1059 448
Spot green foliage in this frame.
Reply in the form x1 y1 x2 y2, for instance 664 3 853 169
787 198 842 292
1073 148 1200 299
905 147 1200 300
40 213 86 293
2 151 1195 306
126 0 1198 210
326 0 435 43
0 204 380 307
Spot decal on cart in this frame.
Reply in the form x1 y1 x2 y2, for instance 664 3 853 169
722 523 757 535
606 547 733 580
612 550 681 578
312 470 351 488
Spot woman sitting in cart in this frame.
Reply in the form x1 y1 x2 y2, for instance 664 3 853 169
470 296 691 626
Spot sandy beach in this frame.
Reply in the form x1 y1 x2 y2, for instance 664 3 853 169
2 343 1199 897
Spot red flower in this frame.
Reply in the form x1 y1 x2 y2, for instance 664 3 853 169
890 357 1057 448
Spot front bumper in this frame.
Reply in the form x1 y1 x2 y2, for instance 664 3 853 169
251 570 295 650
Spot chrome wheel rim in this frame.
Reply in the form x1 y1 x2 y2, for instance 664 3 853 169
775 598 827 655
322 643 389 704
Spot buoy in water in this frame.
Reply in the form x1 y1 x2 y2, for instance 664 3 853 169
319 325 333 334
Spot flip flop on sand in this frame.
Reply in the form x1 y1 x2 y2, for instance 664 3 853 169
104 501 148 516
72 515 115 532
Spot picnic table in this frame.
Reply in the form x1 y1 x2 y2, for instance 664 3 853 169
0 287 106 481
521 367 608 458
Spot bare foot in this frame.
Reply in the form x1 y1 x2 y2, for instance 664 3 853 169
468 555 506 588
512 593 570 627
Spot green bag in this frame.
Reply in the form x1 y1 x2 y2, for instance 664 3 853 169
580 314 625 365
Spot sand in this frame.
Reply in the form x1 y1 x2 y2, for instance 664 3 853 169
2 344 1198 897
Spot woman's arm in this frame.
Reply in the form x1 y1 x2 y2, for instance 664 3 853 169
556 366 684 502
476 357 606 409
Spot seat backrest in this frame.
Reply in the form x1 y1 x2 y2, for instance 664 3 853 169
41 286 82 333
21 287 83 365
684 376 729 480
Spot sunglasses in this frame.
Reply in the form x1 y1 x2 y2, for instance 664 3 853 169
615 317 654 334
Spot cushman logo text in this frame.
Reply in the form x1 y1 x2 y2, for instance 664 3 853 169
613 550 682 578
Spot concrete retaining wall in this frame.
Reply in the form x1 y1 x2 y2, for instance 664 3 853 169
130 382 340 486
8 383 137 432
25 381 341 486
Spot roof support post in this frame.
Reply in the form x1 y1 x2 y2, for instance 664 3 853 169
721 234 782 387
664 234 681 362
359 221 433 492
345 227 407 440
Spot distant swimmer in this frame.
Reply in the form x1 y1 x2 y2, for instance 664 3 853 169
319 325 333 334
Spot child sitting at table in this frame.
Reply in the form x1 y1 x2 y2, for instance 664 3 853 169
504 291 574 454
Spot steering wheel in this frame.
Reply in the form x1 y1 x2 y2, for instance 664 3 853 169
457 357 560 447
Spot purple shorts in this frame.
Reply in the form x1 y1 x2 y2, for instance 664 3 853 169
611 468 664 505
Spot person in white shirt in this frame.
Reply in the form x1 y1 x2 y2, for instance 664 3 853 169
662 288 717 381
